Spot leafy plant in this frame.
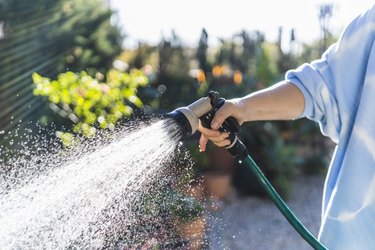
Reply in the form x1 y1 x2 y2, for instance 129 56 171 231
0 0 123 136
142 189 204 223
32 69 148 145
169 192 204 224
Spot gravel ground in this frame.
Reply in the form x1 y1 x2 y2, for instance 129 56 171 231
206 174 325 250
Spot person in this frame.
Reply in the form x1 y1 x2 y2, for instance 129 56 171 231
198 4 375 250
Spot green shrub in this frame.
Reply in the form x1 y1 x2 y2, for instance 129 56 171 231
233 121 297 199
32 69 148 145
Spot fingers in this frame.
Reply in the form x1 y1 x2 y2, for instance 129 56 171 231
210 103 233 130
198 120 219 152
197 102 238 152
199 131 230 152
198 114 231 152
199 134 208 152
198 123 220 136
212 138 231 147
207 132 229 144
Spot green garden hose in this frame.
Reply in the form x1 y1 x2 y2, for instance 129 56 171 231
240 154 328 250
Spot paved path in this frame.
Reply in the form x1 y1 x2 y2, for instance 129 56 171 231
206 174 325 250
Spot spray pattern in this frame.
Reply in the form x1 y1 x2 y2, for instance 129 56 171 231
0 119 185 249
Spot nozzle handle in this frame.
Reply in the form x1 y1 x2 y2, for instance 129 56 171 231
199 94 248 160
200 93 239 139
200 111 240 145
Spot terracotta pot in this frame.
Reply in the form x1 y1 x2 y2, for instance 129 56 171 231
204 172 232 199
185 182 205 201
207 147 235 173
176 217 205 250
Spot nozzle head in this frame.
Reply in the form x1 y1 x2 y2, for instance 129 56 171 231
167 107 199 139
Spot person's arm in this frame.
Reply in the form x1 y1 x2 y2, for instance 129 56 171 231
198 81 304 151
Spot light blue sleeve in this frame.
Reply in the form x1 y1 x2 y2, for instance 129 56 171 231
285 51 340 142
285 4 375 143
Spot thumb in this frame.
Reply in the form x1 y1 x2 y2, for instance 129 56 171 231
211 104 231 130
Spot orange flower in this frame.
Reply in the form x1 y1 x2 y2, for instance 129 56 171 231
212 65 222 77
197 69 206 83
233 70 242 85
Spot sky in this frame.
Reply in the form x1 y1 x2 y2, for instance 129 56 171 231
111 0 374 48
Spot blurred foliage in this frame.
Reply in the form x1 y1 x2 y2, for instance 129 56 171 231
0 0 123 137
167 191 204 224
254 43 279 86
126 148 205 247
197 28 210 73
140 188 203 225
157 31 199 110
33 69 148 146
56 0 123 75
234 122 297 198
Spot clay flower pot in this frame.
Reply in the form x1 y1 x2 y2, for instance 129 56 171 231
204 171 232 200
175 216 205 250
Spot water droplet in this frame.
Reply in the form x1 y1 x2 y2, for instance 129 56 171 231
97 116 105 124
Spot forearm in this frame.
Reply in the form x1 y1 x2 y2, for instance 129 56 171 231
240 81 305 122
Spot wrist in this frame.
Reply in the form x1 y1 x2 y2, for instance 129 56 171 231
230 97 248 124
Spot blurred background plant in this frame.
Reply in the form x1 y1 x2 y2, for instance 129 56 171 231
32 69 148 146
0 0 122 138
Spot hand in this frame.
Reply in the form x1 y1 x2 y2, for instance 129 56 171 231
198 122 229 151
198 98 245 151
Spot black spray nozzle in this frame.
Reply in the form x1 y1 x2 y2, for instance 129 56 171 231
167 109 194 139
166 94 212 140
167 90 248 160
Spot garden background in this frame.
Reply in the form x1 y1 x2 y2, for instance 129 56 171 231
0 0 362 248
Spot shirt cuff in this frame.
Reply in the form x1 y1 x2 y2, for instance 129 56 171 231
284 74 314 119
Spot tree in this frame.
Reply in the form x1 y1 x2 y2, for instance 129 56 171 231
215 30 264 74
57 0 123 75
276 27 298 73
157 31 196 110
196 28 210 73
318 3 334 54
130 42 152 70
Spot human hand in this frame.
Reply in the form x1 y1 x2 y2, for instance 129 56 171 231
198 98 245 151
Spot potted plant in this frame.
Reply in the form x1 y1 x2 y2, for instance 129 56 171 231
170 192 205 250
195 145 234 205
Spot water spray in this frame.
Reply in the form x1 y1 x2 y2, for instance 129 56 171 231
168 91 328 250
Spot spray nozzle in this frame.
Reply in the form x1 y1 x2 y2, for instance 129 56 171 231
167 91 248 160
